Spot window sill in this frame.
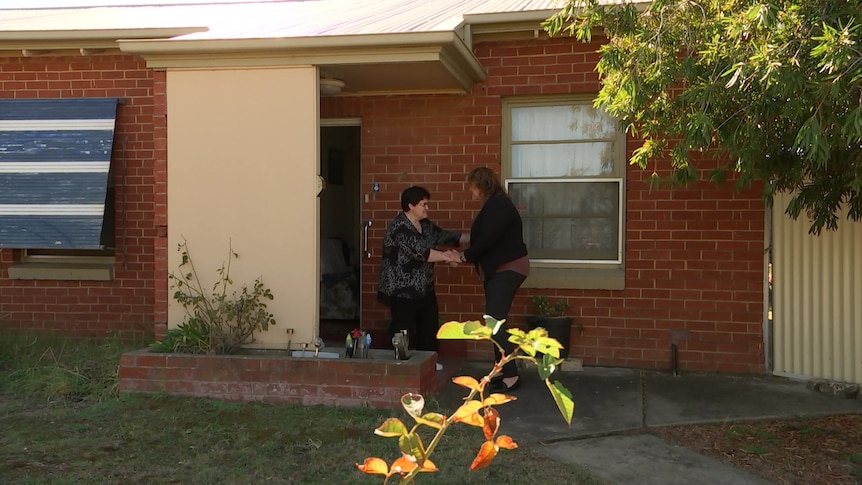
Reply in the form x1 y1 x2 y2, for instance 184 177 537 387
8 262 114 281
523 266 624 290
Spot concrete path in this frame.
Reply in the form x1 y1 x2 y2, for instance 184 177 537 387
434 360 862 485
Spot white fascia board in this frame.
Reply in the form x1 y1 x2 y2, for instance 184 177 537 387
118 31 487 89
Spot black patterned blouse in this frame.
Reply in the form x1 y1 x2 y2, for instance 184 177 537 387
376 212 459 305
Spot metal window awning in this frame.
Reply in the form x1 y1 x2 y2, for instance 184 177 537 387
0 98 119 249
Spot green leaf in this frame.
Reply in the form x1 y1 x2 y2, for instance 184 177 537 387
373 418 408 438
518 328 563 359
507 328 530 349
536 353 564 380
415 412 447 430
546 380 575 426
483 315 505 334
398 432 426 464
466 320 493 338
437 319 495 340
436 321 470 339
534 336 563 358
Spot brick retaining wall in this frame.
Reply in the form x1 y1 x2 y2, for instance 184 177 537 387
117 349 438 409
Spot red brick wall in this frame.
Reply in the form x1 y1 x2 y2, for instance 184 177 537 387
118 349 439 408
322 36 766 373
0 54 160 341
0 35 766 374
152 71 168 340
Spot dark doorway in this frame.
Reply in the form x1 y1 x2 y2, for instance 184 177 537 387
319 123 361 344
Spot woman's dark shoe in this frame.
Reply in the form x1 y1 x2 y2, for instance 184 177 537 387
488 375 520 393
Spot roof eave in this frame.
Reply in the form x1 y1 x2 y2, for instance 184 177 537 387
119 31 487 92
0 27 206 51
463 9 558 29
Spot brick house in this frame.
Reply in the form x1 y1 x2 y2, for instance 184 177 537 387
0 1 772 376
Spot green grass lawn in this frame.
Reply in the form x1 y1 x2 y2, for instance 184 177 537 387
0 332 604 484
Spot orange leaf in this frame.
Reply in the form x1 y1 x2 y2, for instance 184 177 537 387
418 458 439 473
482 407 500 441
495 434 518 450
459 411 484 428
356 457 389 475
452 375 482 392
469 440 499 470
391 456 418 474
452 400 484 427
482 393 517 406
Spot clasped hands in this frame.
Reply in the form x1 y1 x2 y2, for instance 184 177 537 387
442 249 465 265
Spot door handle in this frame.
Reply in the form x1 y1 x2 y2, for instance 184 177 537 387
363 220 373 258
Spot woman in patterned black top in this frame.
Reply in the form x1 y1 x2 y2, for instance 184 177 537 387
377 186 465 352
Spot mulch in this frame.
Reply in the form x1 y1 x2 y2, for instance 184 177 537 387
650 413 862 485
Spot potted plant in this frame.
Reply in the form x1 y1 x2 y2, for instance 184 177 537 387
526 295 573 359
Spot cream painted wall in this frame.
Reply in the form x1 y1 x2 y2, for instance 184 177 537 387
166 66 319 348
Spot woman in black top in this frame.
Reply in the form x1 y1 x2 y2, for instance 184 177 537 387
459 167 530 392
377 186 463 352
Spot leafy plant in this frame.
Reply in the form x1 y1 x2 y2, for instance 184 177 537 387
544 0 862 234
150 238 276 354
531 295 570 317
357 315 575 483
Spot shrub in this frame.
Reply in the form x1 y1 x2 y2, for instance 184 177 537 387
151 238 275 354
531 295 570 317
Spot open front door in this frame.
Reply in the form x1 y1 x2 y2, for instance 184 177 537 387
319 122 362 344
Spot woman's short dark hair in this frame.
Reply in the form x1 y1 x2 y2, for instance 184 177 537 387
466 167 505 199
401 185 430 211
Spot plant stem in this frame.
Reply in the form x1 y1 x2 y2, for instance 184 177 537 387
399 350 518 483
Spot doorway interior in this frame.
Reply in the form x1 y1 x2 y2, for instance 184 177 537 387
319 122 362 345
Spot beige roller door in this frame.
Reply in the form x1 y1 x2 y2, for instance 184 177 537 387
772 192 862 384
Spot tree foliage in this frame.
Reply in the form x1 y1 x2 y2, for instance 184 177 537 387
545 0 862 233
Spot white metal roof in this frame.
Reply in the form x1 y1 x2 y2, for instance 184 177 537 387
0 0 566 40
0 0 639 94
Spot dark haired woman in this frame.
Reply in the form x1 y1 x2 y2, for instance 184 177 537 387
377 185 465 354
458 167 529 392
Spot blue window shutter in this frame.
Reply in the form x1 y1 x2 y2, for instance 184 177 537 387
0 98 119 249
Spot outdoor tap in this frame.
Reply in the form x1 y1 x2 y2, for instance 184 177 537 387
391 334 401 360
286 328 294 352
392 330 409 360
313 337 324 358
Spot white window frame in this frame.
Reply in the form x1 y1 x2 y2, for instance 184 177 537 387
503 95 626 289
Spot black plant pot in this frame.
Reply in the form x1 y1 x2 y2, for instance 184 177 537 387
527 315 573 360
